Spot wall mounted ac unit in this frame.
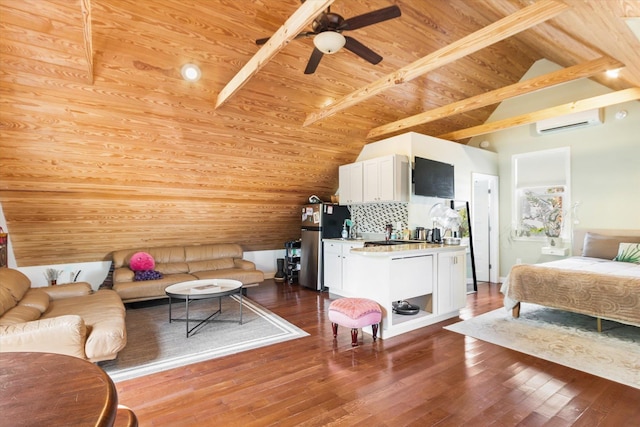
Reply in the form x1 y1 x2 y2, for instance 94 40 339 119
535 108 603 135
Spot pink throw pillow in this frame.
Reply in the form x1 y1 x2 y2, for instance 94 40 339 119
129 252 155 271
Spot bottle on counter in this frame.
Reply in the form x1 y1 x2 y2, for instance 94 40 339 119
385 224 393 241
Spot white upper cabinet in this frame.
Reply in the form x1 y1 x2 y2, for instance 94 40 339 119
338 162 363 205
339 154 409 205
363 154 409 203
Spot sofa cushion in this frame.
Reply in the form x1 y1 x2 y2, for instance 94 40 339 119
111 246 186 269
0 305 41 326
146 246 187 264
113 273 195 301
193 268 264 284
155 262 189 275
41 289 127 362
19 289 50 313
188 258 235 273
234 259 257 270
0 286 17 316
0 268 31 301
185 244 242 262
0 315 87 360
113 267 135 283
41 282 92 300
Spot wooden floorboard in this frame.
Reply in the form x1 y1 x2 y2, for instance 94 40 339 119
114 280 640 426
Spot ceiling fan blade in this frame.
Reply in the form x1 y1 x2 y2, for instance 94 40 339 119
343 36 382 64
340 5 401 31
256 31 317 45
304 47 324 74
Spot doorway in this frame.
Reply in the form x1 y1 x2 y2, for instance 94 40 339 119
471 173 499 283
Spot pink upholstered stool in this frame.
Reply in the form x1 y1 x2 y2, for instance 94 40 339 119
328 298 382 347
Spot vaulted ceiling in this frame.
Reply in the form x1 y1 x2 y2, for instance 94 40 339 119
1 0 639 266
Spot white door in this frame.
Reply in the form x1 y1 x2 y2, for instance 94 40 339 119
471 173 499 283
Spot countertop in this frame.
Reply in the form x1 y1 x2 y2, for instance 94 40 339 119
351 242 465 257
323 238 465 257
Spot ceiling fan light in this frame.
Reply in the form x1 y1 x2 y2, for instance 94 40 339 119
181 63 201 82
313 31 346 54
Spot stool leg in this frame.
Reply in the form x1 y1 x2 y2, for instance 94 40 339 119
331 322 338 338
351 328 358 347
372 323 378 342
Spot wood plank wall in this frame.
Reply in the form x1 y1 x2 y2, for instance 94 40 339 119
0 0 367 265
0 0 551 266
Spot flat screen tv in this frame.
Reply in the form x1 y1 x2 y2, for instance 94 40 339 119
413 157 454 198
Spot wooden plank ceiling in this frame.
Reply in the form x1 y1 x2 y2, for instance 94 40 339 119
1 0 639 266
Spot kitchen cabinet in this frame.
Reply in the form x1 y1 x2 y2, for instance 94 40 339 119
339 154 408 205
363 154 409 203
389 254 434 301
338 162 363 205
436 249 467 314
323 240 364 293
334 243 467 339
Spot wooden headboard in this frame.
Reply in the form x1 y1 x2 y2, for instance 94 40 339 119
573 229 640 256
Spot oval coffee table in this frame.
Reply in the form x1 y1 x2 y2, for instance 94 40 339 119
165 279 243 337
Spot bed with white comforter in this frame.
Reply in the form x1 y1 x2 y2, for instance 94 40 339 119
501 229 640 329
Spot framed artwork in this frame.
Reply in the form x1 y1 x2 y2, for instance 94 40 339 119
516 186 565 238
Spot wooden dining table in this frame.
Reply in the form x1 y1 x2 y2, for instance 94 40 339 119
0 352 118 427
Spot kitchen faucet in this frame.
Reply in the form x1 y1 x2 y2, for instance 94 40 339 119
385 224 393 241
349 221 357 239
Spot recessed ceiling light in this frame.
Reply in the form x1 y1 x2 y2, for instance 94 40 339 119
615 110 628 120
606 68 621 78
181 63 201 82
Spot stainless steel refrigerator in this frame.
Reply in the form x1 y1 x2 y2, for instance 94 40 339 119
300 203 350 291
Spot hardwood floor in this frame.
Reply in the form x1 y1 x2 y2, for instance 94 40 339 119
114 280 640 426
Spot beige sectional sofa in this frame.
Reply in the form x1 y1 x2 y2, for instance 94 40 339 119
111 243 264 303
0 268 127 362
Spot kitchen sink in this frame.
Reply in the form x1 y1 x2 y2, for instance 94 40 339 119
364 240 417 247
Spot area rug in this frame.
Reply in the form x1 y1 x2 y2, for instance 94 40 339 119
99 296 308 382
444 303 640 389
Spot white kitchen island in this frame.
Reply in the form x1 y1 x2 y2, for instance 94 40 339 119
324 239 466 339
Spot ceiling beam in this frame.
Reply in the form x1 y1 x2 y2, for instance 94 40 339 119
215 0 334 109
367 56 624 139
80 0 93 84
303 0 569 127
436 87 640 141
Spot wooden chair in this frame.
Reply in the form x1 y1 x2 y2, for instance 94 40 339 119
114 404 138 427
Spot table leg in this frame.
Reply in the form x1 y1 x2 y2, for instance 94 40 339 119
185 297 190 338
167 286 244 337
239 287 243 325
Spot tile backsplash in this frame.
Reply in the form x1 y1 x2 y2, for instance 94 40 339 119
348 203 408 235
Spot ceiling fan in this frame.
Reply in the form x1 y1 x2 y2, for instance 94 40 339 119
256 4 401 74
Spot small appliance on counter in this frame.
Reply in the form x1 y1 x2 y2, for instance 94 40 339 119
413 227 441 243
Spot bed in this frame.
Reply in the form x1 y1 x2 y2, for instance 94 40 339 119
501 229 640 331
